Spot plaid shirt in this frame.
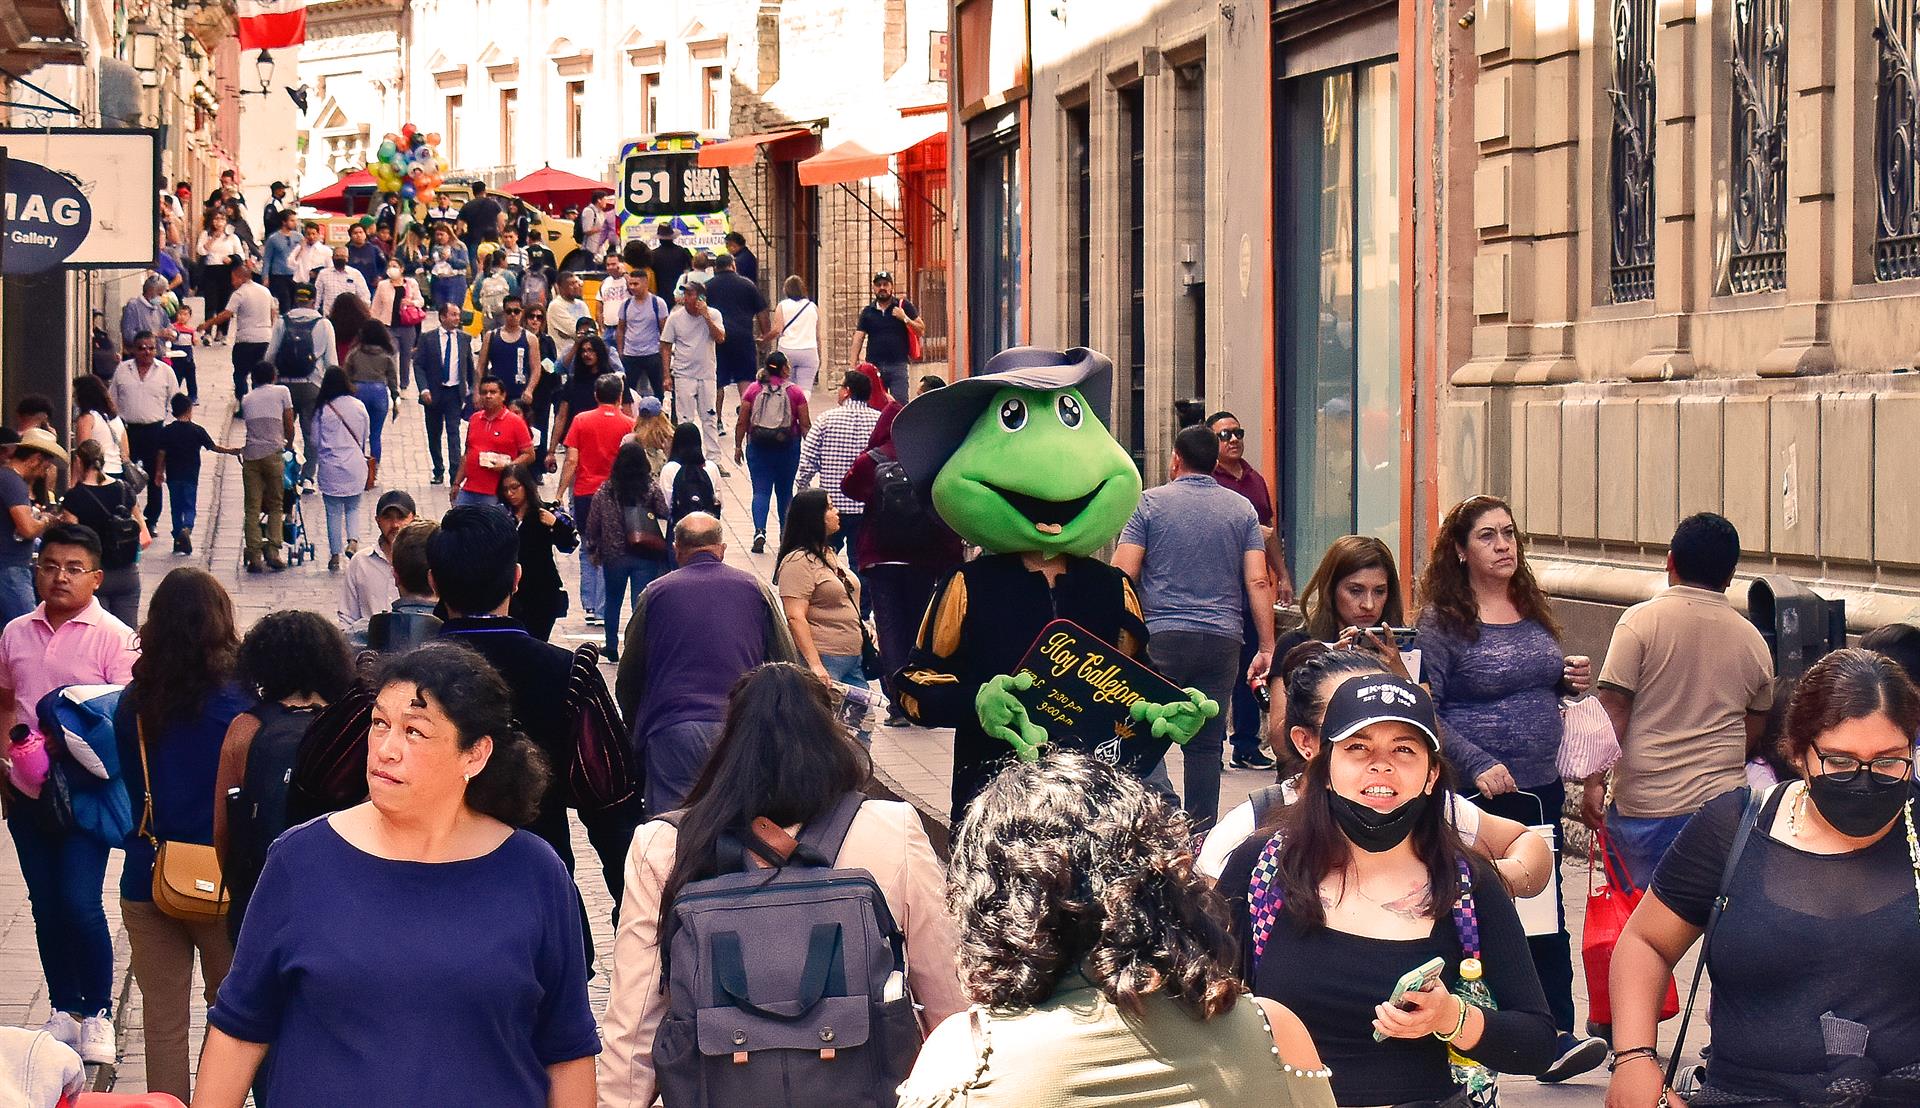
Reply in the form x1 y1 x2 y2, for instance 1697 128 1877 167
796 399 881 514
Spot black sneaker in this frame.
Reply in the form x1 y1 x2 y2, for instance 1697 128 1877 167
179 531 193 556
751 531 766 554
1539 1033 1609 1083
430 472 444 485
1230 750 1276 770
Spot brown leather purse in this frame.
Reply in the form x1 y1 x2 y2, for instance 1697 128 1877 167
138 717 229 923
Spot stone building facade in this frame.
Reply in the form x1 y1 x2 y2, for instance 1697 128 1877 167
1443 0 1920 638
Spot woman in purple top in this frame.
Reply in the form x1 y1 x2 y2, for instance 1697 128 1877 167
195 642 599 1107
1413 493 1604 1082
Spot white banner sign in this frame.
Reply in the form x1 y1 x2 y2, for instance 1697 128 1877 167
0 128 160 269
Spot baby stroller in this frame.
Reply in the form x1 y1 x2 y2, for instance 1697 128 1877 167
278 447 316 566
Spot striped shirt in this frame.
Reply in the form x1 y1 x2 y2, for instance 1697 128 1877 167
795 399 880 515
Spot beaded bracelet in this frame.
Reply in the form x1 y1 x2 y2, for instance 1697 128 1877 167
1433 996 1470 1043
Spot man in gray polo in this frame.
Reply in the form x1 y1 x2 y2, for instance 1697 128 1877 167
1113 424 1276 829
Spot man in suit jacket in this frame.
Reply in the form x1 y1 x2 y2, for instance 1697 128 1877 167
414 301 476 485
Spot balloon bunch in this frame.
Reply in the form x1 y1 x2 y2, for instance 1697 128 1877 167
368 123 449 205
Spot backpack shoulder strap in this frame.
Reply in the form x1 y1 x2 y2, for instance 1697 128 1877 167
1248 783 1286 828
1449 857 1481 961
795 791 867 866
1246 830 1288 975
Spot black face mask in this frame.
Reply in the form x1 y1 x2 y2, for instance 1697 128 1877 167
1806 771 1912 838
1328 789 1430 853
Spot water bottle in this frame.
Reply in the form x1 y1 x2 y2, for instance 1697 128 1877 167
1448 958 1498 1094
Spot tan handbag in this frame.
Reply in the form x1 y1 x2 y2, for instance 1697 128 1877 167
137 717 229 923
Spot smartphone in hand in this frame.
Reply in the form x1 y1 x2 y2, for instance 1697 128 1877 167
1373 956 1448 1041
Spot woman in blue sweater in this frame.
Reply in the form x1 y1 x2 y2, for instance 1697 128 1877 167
1413 494 1604 1084
113 567 252 1101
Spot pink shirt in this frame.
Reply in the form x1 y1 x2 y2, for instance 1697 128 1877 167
0 600 139 730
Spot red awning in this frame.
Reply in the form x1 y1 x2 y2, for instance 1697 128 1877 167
696 128 814 168
797 116 946 187
298 168 377 214
498 165 613 213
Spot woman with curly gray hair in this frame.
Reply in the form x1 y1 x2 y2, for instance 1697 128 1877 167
897 752 1334 1107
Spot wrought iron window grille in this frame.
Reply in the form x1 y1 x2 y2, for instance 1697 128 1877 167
1730 0 1788 292
1610 0 1657 303
1875 0 1920 280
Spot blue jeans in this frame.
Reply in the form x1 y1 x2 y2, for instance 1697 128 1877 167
1143 631 1241 830
454 489 497 508
874 361 909 407
820 652 864 684
322 492 363 558
1230 605 1263 757
167 473 200 535
746 439 801 534
354 382 391 460
601 552 667 657
8 815 114 1016
1607 806 1692 892
573 492 602 617
0 563 36 625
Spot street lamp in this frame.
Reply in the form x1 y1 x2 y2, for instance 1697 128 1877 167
237 49 275 96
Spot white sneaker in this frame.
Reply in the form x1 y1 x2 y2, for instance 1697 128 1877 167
77 1011 115 1065
41 1010 80 1047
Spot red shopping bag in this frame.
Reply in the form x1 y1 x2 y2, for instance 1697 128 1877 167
1581 826 1680 1024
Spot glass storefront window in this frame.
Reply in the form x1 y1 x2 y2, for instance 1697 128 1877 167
1278 60 1401 581
968 125 1022 368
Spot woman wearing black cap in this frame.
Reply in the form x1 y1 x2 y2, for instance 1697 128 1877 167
1221 671 1556 1106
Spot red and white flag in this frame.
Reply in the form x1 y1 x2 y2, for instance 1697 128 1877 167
237 0 307 50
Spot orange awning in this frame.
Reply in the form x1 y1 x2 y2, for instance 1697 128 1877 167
797 117 947 187
696 128 814 168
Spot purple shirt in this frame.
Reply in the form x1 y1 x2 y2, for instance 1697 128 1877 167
0 599 138 730
632 551 780 737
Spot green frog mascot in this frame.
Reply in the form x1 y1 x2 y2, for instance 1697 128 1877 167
890 346 1216 823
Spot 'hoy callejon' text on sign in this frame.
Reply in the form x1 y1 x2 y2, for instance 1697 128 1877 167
1013 619 1185 777
4 161 91 274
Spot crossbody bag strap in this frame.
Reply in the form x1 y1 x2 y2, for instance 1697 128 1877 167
327 400 369 454
136 713 158 846
822 554 876 651
775 299 813 338
1663 782 1774 1089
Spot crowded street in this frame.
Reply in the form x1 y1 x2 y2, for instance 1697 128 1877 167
7 0 1920 1106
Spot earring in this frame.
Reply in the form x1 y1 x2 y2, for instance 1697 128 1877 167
463 771 474 784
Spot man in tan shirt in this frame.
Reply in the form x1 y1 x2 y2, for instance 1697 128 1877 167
1586 512 1774 888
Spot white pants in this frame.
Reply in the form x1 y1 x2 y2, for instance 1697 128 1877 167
784 346 821 391
673 371 721 460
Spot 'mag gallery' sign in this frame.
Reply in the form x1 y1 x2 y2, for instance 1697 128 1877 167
0 129 160 274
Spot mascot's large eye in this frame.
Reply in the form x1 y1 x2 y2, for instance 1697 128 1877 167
1056 393 1084 428
998 397 1028 431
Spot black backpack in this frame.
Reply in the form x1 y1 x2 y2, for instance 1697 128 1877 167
273 315 321 381
863 451 935 545
88 482 141 569
671 462 718 523
224 701 321 943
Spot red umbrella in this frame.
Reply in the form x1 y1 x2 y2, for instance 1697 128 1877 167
299 168 378 215
499 165 613 214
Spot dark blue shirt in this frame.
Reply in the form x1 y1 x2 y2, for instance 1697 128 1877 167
209 819 598 1105
156 419 218 480
114 681 252 901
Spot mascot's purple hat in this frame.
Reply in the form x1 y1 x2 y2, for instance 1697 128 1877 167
891 346 1113 492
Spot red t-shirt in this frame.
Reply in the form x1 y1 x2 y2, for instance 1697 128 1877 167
1213 461 1274 526
460 407 532 495
563 404 632 497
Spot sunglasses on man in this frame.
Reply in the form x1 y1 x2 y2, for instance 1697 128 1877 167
1215 427 1245 442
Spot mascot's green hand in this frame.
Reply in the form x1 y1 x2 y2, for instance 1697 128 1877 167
977 672 1048 762
1129 688 1220 746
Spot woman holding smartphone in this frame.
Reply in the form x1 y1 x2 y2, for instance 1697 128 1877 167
1278 535 1416 682
1222 671 1555 1106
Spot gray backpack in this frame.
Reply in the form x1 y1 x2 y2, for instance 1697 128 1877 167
653 792 922 1107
